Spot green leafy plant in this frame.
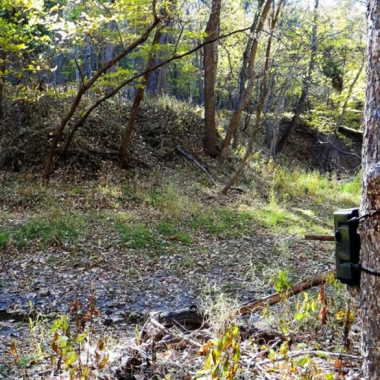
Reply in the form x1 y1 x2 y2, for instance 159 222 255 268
195 325 241 380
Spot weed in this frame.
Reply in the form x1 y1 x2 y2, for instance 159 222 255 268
148 184 201 219
117 223 160 250
71 187 86 195
195 325 241 380
157 221 193 244
0 231 10 248
12 212 85 246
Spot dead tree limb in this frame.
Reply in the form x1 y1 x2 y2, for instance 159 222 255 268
175 146 217 186
305 234 335 241
158 271 335 327
318 140 361 160
239 270 334 315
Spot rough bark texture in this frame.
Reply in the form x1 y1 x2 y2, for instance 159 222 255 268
360 1 380 377
222 0 284 193
275 0 319 154
203 0 222 158
119 24 163 165
219 0 273 160
0 50 6 120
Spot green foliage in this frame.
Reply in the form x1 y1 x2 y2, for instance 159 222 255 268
117 223 159 250
0 231 10 248
157 221 193 244
272 270 292 293
195 325 241 380
2 212 85 248
14 213 85 246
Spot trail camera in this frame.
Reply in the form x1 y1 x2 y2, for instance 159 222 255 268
334 208 361 286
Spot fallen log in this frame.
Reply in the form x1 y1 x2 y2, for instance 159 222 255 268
175 146 217 186
305 234 335 242
239 271 335 315
158 271 335 327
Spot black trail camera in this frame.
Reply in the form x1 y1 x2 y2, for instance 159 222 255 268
334 208 361 287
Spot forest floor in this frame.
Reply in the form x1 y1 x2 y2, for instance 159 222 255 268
0 97 364 379
0 160 362 380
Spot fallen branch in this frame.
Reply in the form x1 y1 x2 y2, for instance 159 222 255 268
149 317 202 348
318 140 361 160
305 234 335 242
239 271 335 315
157 272 335 328
175 146 217 186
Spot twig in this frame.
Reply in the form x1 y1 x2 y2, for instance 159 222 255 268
318 140 361 160
175 146 217 187
247 339 282 371
149 318 202 348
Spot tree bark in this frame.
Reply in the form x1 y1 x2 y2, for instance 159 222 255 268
219 0 273 161
0 50 6 120
119 24 163 165
61 26 255 157
203 0 222 158
360 1 380 377
275 0 319 154
335 54 365 134
222 0 284 194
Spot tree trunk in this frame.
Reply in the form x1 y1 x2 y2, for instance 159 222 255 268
360 1 380 377
119 24 163 165
221 0 284 194
0 50 6 120
42 6 160 182
203 0 222 158
275 0 319 154
219 0 273 161
335 54 365 133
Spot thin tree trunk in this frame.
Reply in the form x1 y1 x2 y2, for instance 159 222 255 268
222 0 284 194
219 0 273 161
42 2 160 182
335 54 365 133
0 50 6 120
61 26 256 157
275 0 319 154
119 24 164 165
203 0 222 158
238 0 264 102
360 0 380 377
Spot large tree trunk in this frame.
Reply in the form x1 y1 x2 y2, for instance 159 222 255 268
119 24 163 165
203 0 222 158
275 0 319 154
218 0 273 161
360 1 380 377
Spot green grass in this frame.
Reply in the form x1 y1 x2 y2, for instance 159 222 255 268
117 223 161 250
1 212 86 248
157 221 193 244
0 232 10 248
189 207 255 237
271 167 361 207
